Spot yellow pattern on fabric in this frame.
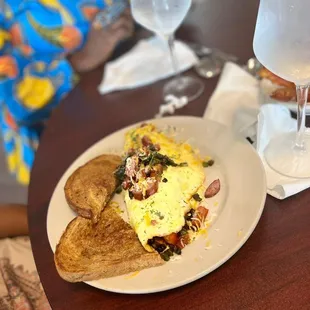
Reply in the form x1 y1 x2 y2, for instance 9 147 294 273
17 161 30 185
0 30 11 49
16 75 55 110
7 148 17 172
38 0 74 24
7 136 30 185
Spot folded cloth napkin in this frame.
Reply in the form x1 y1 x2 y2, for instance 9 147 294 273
204 62 310 199
98 36 199 94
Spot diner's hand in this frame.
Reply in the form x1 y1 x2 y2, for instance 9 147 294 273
69 9 134 72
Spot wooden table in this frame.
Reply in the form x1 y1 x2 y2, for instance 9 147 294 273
28 0 310 309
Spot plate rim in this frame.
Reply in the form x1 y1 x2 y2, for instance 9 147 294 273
47 116 267 294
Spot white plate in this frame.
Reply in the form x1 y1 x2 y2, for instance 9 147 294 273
47 116 266 294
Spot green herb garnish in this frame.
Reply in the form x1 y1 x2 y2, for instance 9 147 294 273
178 162 188 167
160 252 170 261
141 152 178 167
129 191 134 200
114 162 126 183
115 185 122 194
202 159 215 168
130 132 138 143
179 228 188 236
160 249 173 261
155 211 165 220
149 144 156 152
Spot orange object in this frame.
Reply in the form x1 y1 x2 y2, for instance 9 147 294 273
9 23 23 46
270 87 297 102
259 67 310 102
82 6 100 21
259 67 295 89
0 56 18 78
164 233 179 245
4 109 18 131
177 234 190 249
20 45 33 57
58 26 82 50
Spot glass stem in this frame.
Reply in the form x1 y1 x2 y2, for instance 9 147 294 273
167 34 181 79
295 85 309 150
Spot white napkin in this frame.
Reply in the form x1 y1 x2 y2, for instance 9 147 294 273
98 36 199 94
204 62 310 199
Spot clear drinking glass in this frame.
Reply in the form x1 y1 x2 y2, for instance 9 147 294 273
253 0 310 178
130 0 204 102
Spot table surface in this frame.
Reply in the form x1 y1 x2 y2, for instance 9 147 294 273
28 1 310 309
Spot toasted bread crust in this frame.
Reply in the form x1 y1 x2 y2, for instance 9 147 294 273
64 154 122 223
54 206 163 282
64 174 93 220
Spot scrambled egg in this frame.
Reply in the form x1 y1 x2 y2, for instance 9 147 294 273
124 124 205 252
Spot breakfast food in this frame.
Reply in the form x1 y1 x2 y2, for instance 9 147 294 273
114 124 217 261
55 205 163 282
259 67 310 102
55 124 221 282
64 154 122 223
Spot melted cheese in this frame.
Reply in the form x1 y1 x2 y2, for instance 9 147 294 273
124 124 205 252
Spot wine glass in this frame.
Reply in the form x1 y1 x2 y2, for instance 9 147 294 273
130 0 204 102
253 0 310 178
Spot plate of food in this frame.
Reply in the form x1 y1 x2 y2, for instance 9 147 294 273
47 116 266 294
258 66 310 115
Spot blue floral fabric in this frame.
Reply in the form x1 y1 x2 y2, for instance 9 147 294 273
0 0 127 185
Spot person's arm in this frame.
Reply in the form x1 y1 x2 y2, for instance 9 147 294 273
69 9 134 73
0 204 28 238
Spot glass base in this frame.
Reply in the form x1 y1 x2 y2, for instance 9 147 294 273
163 76 204 103
264 131 310 178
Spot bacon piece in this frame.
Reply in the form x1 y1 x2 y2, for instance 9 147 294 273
125 155 139 178
132 191 143 200
150 164 164 178
192 206 209 229
145 178 159 198
142 135 152 147
127 148 135 156
154 144 161 151
204 179 221 198
122 177 132 190
176 234 190 249
153 237 166 245
130 183 143 201
136 169 146 182
154 164 163 175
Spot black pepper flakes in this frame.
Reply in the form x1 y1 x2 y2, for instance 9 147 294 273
192 193 202 202
129 191 134 199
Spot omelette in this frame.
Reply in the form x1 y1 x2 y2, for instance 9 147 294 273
115 124 208 261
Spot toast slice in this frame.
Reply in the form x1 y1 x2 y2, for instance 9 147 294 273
64 154 122 223
54 206 164 282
